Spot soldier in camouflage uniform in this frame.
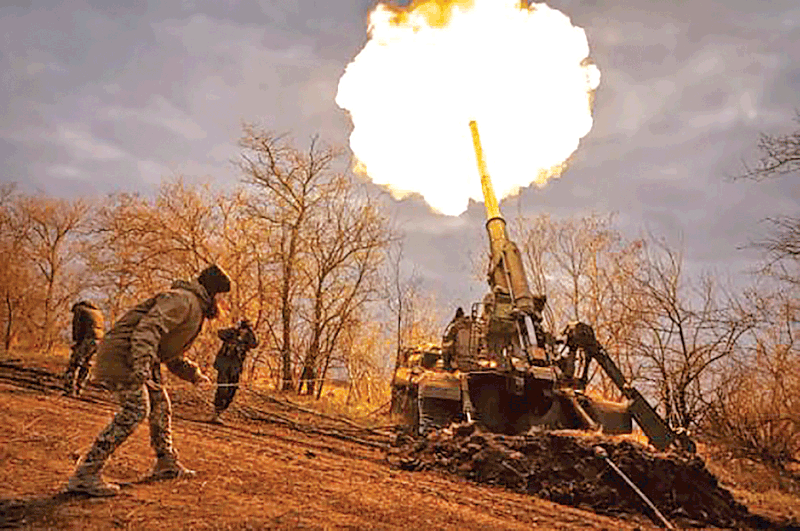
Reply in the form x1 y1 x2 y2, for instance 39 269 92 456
65 265 231 497
63 301 105 396
442 307 466 370
210 319 258 424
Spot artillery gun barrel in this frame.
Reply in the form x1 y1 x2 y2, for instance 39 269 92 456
469 120 507 259
468 120 539 322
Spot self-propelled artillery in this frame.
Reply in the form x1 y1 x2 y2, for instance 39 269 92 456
391 121 692 452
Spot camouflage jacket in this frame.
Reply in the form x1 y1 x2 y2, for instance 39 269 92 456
93 280 213 386
71 301 105 343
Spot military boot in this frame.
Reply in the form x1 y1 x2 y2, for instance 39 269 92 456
209 410 224 425
145 453 197 481
74 366 90 396
63 373 76 397
66 458 120 497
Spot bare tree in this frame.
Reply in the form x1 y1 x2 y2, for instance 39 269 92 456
739 112 800 181
514 213 649 394
87 179 219 323
297 177 394 396
385 240 407 367
341 319 386 407
751 216 800 289
0 185 36 351
86 192 157 321
13 195 91 351
148 178 217 275
629 239 756 429
382 238 443 370
239 125 344 391
738 113 800 286
713 114 800 467
704 289 800 469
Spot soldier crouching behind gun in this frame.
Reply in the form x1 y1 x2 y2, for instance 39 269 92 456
63 300 105 396
65 265 231 497
210 319 258 425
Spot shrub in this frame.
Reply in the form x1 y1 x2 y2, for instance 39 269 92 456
704 345 800 471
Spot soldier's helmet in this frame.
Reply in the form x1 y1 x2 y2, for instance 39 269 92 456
239 319 252 329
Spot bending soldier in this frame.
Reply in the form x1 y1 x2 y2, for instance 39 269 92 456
211 319 258 424
65 265 231 497
63 301 105 396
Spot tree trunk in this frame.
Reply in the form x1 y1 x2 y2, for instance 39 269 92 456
315 354 331 400
280 277 293 392
43 280 53 352
298 363 316 396
280 229 297 391
300 299 323 396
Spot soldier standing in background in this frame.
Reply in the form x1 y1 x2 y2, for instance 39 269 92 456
65 265 231 497
210 319 258 424
63 301 105 397
442 307 466 370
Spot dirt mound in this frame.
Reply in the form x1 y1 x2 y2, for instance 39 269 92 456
388 423 761 529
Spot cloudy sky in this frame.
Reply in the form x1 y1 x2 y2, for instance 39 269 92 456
2 0 799 313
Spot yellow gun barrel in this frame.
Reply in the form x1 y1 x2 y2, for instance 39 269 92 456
469 120 506 259
469 120 501 221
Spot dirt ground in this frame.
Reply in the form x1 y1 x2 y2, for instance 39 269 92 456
1 357 798 530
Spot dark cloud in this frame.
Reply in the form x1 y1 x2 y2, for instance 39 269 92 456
1 0 798 317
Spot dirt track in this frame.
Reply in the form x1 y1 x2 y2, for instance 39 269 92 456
0 358 796 530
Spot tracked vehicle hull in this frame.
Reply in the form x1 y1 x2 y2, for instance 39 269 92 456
392 358 633 438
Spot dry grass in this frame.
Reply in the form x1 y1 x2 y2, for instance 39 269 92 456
302 384 391 424
702 345 800 478
704 445 800 524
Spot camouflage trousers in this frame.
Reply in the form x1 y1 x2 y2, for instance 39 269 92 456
83 364 175 467
63 338 98 395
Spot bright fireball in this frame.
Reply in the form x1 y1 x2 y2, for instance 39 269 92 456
336 0 600 216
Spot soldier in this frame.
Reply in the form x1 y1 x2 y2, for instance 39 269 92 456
442 307 466 370
65 265 231 497
63 301 105 396
210 319 258 424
